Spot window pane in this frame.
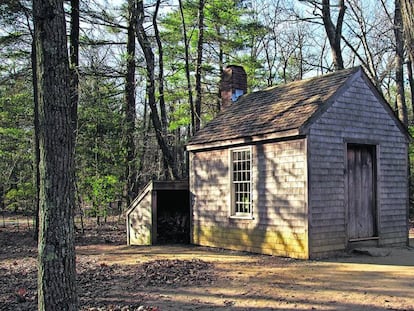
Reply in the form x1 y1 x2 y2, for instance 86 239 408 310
231 149 251 215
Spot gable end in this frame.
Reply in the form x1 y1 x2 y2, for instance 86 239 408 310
359 72 410 142
300 68 410 142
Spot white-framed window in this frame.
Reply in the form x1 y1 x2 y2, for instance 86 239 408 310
230 147 252 217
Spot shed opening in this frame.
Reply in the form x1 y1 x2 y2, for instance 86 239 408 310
156 190 190 244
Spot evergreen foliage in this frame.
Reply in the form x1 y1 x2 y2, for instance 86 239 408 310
0 0 413 220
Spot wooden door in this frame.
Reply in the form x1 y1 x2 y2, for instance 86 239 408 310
347 144 377 240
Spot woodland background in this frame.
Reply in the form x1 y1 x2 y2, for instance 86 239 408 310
1 0 414 224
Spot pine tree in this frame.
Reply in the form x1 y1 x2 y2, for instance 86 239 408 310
33 0 78 308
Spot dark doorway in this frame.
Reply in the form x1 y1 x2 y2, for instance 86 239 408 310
347 144 377 240
156 190 190 244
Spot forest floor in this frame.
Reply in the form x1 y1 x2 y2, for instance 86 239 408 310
0 217 414 311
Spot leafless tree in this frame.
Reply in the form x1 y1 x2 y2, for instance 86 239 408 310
401 0 414 118
300 0 346 70
135 0 180 180
394 0 408 125
342 0 394 90
194 0 205 133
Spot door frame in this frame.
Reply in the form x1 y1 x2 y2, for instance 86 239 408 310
344 140 380 243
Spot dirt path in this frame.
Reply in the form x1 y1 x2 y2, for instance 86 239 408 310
75 241 414 310
1 224 413 310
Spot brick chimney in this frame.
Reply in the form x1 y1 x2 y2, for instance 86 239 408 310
220 65 247 110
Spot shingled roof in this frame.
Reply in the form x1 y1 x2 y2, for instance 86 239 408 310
187 67 363 149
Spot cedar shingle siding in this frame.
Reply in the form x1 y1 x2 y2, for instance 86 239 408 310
308 76 408 256
191 140 309 258
187 67 409 259
127 182 153 245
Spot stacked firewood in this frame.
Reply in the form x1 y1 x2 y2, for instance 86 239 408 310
157 213 189 243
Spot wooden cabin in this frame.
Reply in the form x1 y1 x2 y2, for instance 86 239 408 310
186 66 410 259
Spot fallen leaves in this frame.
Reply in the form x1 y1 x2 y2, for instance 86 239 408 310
1 221 214 310
0 243 215 310
134 259 215 288
15 287 27 303
80 305 159 311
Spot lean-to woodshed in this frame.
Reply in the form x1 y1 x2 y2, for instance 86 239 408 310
126 180 189 245
187 66 410 259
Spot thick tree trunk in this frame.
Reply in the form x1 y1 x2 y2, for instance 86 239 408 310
124 0 138 205
321 0 345 70
194 0 205 132
394 0 408 126
33 0 78 309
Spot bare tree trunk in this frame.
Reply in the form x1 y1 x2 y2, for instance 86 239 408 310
394 0 408 126
298 35 304 80
136 99 150 187
217 25 224 112
408 59 414 121
154 0 167 133
69 0 80 226
319 39 327 74
401 0 414 122
124 0 138 205
342 3 382 89
178 0 196 135
321 0 345 70
70 0 79 137
33 0 78 309
194 0 205 132
401 0 414 56
135 0 179 180
31 40 40 242
75 181 84 234
153 0 170 175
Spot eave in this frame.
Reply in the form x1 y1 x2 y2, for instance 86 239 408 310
186 128 301 152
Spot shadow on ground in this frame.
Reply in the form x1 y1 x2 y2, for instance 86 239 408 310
1 225 413 310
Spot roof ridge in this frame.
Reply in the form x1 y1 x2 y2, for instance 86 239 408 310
262 66 360 92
